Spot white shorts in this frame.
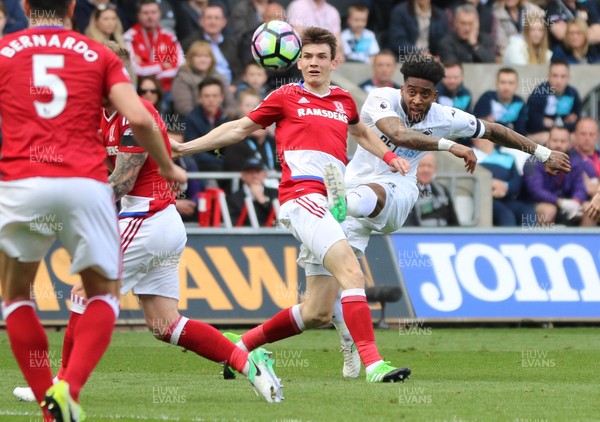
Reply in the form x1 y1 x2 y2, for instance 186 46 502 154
0 177 121 279
119 205 187 300
278 193 347 276
344 178 418 256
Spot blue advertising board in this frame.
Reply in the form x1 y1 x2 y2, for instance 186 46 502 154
392 230 600 319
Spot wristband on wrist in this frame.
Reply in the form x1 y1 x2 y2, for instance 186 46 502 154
383 151 396 165
534 144 551 162
438 138 456 151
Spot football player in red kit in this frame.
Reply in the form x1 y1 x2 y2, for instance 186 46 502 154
172 27 413 383
0 1 185 421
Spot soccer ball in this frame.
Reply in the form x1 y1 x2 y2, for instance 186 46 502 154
251 20 301 71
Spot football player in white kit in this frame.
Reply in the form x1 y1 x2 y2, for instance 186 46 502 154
326 58 572 378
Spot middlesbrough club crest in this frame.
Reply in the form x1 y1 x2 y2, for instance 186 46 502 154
333 101 345 114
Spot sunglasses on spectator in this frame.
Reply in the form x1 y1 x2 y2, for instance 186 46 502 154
139 89 158 94
96 3 117 11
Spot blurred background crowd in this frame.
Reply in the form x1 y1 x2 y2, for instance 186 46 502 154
0 0 599 228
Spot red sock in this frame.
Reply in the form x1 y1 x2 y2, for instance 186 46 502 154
167 317 249 373
63 295 118 401
3 301 54 404
341 291 382 367
56 311 82 380
242 307 302 351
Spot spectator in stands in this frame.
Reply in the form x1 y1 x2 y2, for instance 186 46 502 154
341 4 380 63
171 40 235 119
222 90 280 176
449 1 497 44
439 4 496 63
437 62 473 113
174 0 208 42
572 117 600 226
571 117 600 196
124 0 184 93
236 62 270 99
552 18 600 64
404 153 460 227
184 77 230 171
387 0 448 60
494 0 545 56
473 138 536 226
474 67 528 136
135 74 202 221
526 60 581 144
286 0 343 60
2 0 27 34
231 0 268 43
546 0 600 45
182 4 243 85
359 50 401 94
227 158 278 227
503 12 552 65
524 126 587 226
75 0 110 33
137 75 183 140
138 75 164 112
85 3 125 48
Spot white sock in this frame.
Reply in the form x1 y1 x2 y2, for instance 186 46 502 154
347 185 378 218
236 340 248 352
366 360 384 375
332 298 353 343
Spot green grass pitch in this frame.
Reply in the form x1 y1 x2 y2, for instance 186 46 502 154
1 327 600 421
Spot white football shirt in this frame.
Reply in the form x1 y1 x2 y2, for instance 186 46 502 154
345 87 486 187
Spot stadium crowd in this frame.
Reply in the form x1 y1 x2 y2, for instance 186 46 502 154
1 0 599 227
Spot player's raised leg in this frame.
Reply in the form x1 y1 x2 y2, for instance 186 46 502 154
139 295 283 402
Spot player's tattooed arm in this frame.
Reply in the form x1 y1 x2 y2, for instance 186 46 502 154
109 152 148 201
483 121 571 174
376 117 440 150
482 121 537 154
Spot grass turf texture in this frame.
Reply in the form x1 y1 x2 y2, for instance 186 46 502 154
1 328 599 421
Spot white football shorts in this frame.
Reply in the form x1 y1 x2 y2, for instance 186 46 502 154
119 204 187 300
278 193 347 277
0 177 121 279
344 177 419 256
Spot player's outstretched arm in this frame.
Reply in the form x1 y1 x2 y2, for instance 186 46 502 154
375 117 477 173
349 121 410 175
109 152 148 201
482 121 571 175
172 117 263 159
108 82 186 184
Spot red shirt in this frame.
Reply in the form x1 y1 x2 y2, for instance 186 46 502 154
247 82 359 204
101 98 175 218
124 23 184 92
0 27 130 182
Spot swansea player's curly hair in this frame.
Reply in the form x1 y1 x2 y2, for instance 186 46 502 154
400 58 445 86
